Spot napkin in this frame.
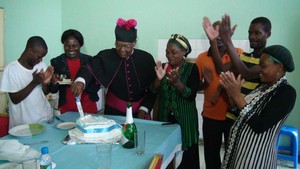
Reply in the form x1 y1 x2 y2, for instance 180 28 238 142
0 139 41 163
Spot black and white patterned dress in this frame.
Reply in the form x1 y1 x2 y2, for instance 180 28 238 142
222 76 296 169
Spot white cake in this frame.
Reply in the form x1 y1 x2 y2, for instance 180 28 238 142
68 115 122 144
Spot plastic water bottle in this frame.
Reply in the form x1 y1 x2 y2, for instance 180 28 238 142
39 147 52 169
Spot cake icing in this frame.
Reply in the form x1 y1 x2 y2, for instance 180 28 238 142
68 115 122 144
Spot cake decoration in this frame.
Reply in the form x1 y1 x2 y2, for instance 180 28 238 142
68 115 122 144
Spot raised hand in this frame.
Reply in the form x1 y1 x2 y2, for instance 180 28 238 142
219 14 237 42
155 61 167 80
43 66 54 84
202 16 219 41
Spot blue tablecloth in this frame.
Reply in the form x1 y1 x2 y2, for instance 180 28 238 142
1 112 182 169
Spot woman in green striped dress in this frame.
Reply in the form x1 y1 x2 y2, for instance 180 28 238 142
152 34 201 169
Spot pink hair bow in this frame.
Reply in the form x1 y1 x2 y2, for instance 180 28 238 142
116 18 137 30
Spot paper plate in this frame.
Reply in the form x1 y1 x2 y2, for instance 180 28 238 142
0 163 19 169
8 124 45 137
56 122 76 130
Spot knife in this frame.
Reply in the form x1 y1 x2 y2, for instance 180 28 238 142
62 135 76 145
62 135 71 144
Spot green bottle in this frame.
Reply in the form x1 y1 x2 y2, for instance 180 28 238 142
121 102 137 148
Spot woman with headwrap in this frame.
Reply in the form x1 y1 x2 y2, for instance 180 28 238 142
220 45 296 169
152 34 200 169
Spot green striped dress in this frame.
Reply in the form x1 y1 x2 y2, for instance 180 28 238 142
157 61 199 150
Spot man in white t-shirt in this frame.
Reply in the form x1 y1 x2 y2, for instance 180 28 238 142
0 36 54 129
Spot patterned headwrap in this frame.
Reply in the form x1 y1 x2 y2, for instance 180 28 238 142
168 34 192 57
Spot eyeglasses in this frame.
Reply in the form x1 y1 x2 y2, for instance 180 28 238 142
115 42 134 51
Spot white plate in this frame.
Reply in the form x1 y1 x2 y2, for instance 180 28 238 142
0 163 18 169
8 124 45 137
56 122 76 130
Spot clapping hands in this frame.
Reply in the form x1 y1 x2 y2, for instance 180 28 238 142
220 71 247 109
44 66 54 84
202 14 237 42
155 61 180 85
202 16 219 41
167 67 180 85
219 71 244 100
219 14 237 42
155 61 167 80
32 66 54 85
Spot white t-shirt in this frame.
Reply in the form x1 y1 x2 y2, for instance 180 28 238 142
0 60 51 129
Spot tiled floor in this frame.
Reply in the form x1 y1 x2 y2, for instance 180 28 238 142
198 143 299 169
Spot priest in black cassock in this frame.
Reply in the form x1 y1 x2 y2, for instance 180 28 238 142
71 18 156 119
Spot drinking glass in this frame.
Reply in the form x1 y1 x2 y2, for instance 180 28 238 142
47 107 55 124
134 130 145 155
96 143 112 169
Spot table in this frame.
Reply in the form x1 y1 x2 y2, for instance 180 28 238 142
1 112 182 169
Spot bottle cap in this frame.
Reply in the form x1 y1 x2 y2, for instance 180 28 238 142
75 97 80 102
41 147 49 154
127 102 132 108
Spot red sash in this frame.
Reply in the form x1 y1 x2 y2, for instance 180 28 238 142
106 90 142 114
